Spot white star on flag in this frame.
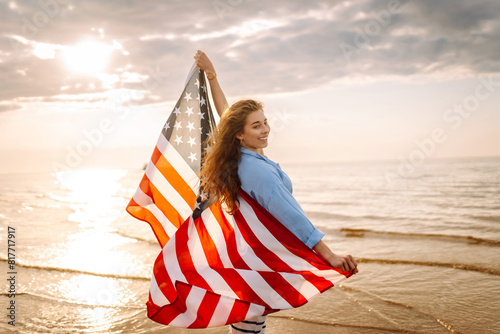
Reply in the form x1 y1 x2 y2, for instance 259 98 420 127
186 107 194 117
187 136 196 147
174 135 183 145
174 121 183 130
186 121 195 132
183 92 192 102
188 152 197 162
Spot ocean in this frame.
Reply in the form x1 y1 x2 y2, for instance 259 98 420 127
0 156 499 333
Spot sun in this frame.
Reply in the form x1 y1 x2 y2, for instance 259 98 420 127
63 40 112 75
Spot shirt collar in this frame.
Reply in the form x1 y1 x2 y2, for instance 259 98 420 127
240 146 276 165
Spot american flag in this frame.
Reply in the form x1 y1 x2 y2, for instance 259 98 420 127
126 65 215 247
126 65 352 328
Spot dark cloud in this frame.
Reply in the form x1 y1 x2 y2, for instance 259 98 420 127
1 0 499 107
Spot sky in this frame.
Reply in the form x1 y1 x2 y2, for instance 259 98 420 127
0 0 499 173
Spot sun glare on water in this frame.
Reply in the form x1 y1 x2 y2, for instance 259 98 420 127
63 40 113 74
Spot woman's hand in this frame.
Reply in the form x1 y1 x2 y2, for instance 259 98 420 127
194 50 215 73
325 253 358 274
313 240 358 274
193 50 228 117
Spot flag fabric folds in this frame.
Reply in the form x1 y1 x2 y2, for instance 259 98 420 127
126 65 352 328
126 65 216 247
147 189 352 327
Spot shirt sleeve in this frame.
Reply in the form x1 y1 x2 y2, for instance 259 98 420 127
265 182 325 249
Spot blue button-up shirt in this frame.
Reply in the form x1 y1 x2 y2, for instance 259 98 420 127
238 147 324 249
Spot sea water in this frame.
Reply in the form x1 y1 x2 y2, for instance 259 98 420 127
0 156 499 333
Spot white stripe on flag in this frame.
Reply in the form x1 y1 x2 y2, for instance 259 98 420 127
156 133 200 194
201 209 234 268
170 285 206 328
235 268 292 309
207 296 235 327
309 268 348 282
237 197 318 271
278 272 321 299
149 273 170 307
132 186 178 237
163 223 188 284
188 220 240 299
224 210 272 271
246 302 267 321
145 159 193 219
204 209 292 309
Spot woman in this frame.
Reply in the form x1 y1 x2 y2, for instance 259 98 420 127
194 50 357 334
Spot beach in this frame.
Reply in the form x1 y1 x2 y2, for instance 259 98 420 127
1 156 499 333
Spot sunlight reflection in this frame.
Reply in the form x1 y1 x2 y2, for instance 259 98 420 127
48 169 142 330
58 231 132 274
52 169 132 272
53 169 127 226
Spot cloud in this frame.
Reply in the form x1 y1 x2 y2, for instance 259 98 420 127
0 103 22 112
0 0 499 109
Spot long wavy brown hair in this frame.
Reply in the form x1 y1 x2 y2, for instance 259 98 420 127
199 99 264 214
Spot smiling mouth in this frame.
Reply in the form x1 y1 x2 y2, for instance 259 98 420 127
259 137 268 141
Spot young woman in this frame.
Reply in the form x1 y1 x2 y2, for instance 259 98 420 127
194 50 358 334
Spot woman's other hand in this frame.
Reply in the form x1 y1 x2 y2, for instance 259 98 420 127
194 50 215 73
313 240 358 274
326 253 358 274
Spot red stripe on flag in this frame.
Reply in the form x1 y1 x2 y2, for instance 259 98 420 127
146 291 160 317
126 188 169 246
238 190 347 290
145 173 185 231
187 290 221 328
209 204 252 271
175 220 212 291
233 210 309 307
149 281 191 324
151 249 177 303
225 299 251 325
194 214 270 307
239 189 339 271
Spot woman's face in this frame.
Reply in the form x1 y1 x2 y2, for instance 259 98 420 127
237 109 270 154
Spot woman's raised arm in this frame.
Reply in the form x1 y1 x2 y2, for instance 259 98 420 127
194 50 228 117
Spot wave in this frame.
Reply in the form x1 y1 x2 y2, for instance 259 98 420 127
113 230 158 245
0 258 149 281
339 228 500 246
298 200 353 206
356 257 500 276
339 286 464 333
270 314 410 333
0 291 144 309
306 211 426 223
306 211 399 222
468 215 500 223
